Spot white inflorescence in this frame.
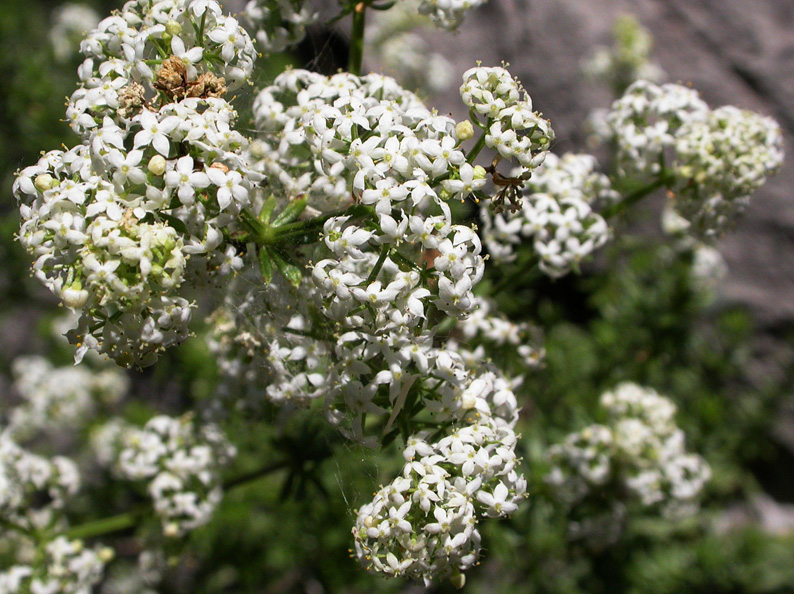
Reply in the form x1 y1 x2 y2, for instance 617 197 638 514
206 64 551 582
107 415 236 537
0 429 80 531
606 80 783 239
14 0 261 368
460 66 554 170
352 370 526 583
0 537 111 594
482 152 614 277
547 382 711 524
672 105 784 238
9 355 129 439
606 80 709 182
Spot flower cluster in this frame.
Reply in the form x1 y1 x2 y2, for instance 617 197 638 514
241 0 318 53
14 0 262 367
353 371 526 584
450 296 545 371
672 105 784 238
460 65 554 170
9 355 128 440
0 429 80 531
547 383 711 520
482 152 614 277
606 80 709 182
103 415 236 536
606 80 783 238
0 537 111 594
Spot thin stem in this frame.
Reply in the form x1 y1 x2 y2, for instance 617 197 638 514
65 507 144 540
366 244 390 284
348 2 367 76
0 517 35 539
601 177 667 219
466 128 488 164
62 462 290 541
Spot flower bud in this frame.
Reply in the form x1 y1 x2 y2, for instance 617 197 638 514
34 174 58 192
165 20 182 36
472 165 487 180
148 155 167 176
455 120 475 141
62 285 89 310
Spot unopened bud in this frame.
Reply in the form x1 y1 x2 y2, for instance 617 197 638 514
455 120 475 141
165 20 182 36
34 174 58 192
148 155 167 176
472 165 487 180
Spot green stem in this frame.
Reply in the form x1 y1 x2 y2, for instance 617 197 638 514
63 462 290 541
0 517 35 538
349 2 367 76
366 244 390 284
601 177 667 219
466 129 488 164
65 507 144 540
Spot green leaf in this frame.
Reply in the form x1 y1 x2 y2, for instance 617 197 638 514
258 195 277 224
272 197 308 227
271 251 303 288
258 247 273 283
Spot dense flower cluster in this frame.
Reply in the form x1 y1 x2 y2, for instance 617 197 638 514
101 415 236 536
672 106 784 238
0 537 111 594
547 383 711 520
607 80 708 182
460 66 553 170
9 355 128 439
353 370 525 583
241 0 318 53
606 80 783 238
450 296 545 371
0 430 80 531
14 0 261 367
482 152 614 277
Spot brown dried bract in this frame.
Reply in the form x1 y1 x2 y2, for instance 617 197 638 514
118 82 146 119
155 56 228 101
155 56 188 99
186 72 227 99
